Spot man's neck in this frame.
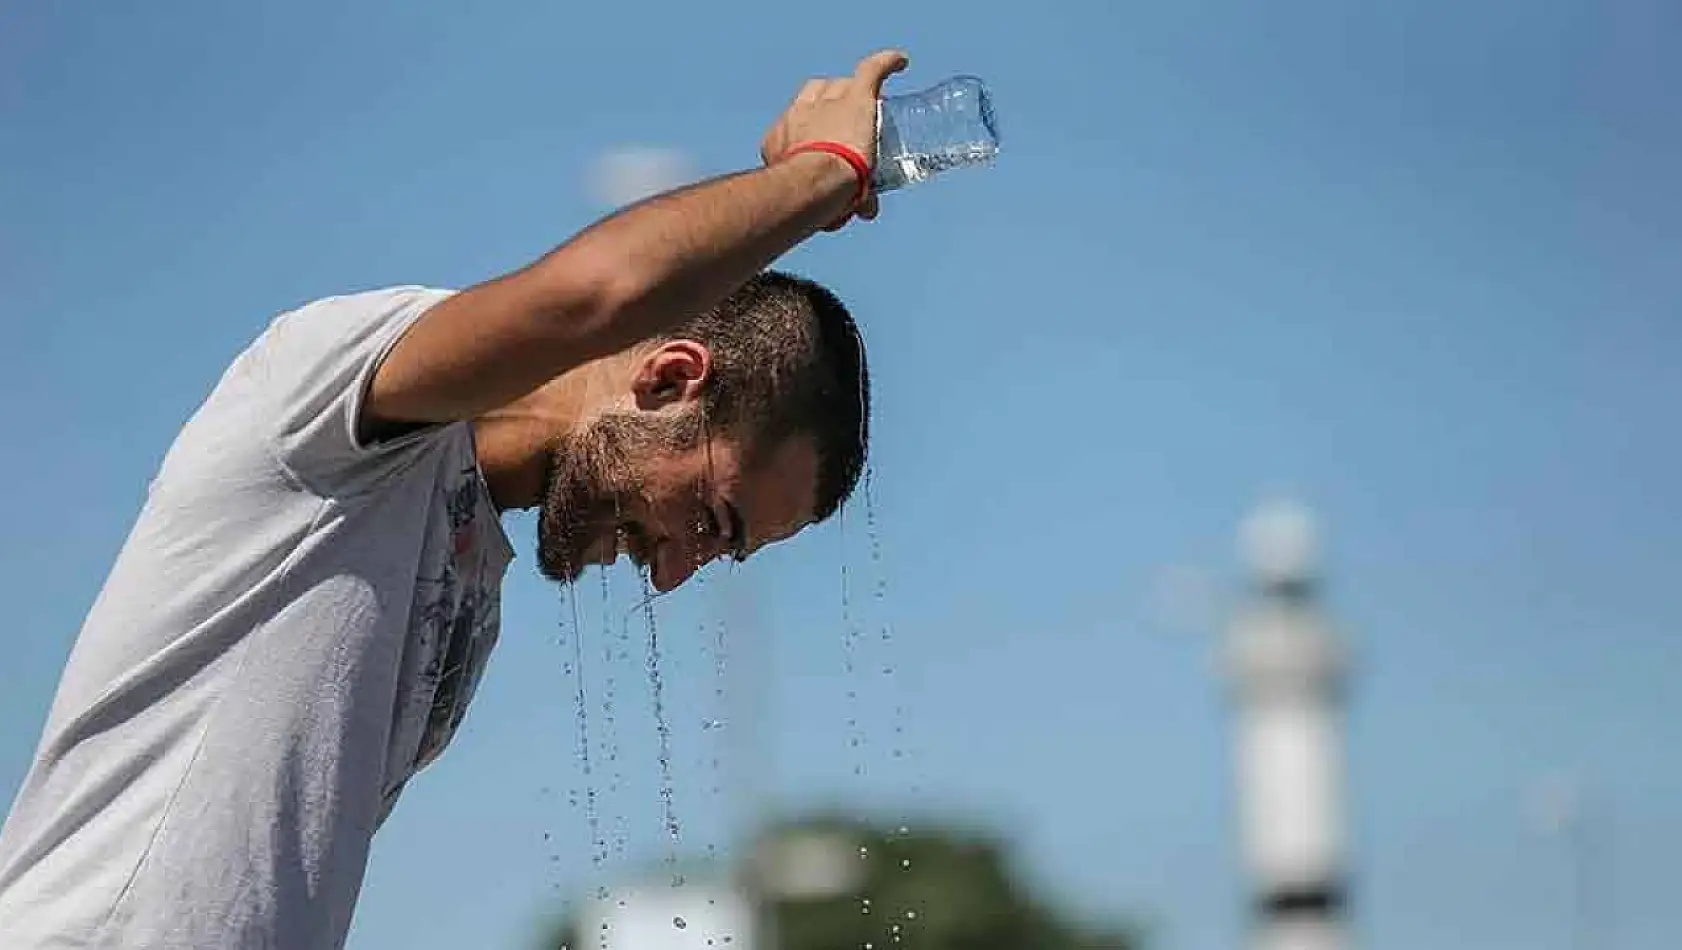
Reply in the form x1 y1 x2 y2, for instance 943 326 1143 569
471 368 608 512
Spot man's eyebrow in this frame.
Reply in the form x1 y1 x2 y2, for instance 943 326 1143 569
724 500 749 560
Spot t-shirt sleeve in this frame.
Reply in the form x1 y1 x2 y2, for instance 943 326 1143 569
257 285 459 497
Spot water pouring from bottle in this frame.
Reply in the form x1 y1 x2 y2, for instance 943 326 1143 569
873 75 1000 194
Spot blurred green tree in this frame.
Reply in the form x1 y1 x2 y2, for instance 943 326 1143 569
543 814 1143 950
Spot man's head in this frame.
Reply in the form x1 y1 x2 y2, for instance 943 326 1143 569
535 270 869 592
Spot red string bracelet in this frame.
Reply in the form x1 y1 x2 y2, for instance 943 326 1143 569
781 140 872 216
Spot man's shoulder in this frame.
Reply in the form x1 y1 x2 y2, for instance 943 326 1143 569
285 284 459 321
250 285 459 362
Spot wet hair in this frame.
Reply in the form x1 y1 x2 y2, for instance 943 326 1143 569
662 270 869 521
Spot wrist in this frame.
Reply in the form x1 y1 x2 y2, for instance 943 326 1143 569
779 142 870 218
784 148 860 196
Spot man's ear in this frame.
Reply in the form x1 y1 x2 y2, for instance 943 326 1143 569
630 339 712 411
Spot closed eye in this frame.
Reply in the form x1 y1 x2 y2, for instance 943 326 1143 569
722 500 748 562
701 499 749 563
701 505 739 561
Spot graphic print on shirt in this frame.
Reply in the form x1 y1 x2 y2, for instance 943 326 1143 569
409 464 502 773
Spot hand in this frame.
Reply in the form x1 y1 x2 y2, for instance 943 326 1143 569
761 48 910 228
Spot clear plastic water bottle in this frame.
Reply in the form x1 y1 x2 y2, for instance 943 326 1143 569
873 75 999 194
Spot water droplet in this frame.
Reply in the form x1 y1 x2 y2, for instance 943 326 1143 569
558 587 605 873
639 572 683 870
701 592 730 873
598 567 631 863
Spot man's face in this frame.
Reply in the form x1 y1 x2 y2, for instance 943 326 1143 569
535 409 819 593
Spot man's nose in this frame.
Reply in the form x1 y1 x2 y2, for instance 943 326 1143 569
653 562 692 593
653 543 714 593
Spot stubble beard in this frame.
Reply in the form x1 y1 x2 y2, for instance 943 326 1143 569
534 410 704 585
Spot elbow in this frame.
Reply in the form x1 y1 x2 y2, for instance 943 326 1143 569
528 248 656 353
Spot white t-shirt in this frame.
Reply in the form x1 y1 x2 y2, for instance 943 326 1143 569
0 286 515 949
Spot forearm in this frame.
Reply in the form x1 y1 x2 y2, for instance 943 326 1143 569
362 50 905 435
365 152 858 429
526 150 856 355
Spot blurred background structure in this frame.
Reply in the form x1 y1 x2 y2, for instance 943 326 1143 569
543 816 1142 950
4 2 1681 949
1225 501 1350 950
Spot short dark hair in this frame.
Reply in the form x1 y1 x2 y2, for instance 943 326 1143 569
664 269 869 521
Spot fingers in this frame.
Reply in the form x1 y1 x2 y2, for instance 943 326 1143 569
796 78 826 104
853 48 909 95
823 195 878 233
785 50 907 122
758 49 906 232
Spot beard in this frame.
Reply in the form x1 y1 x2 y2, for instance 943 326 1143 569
535 408 703 584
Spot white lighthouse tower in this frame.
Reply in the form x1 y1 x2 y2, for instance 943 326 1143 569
1223 498 1352 950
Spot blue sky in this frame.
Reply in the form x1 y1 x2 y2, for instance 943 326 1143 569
3 2 1680 949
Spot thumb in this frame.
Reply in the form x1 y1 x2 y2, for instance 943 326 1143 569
853 49 910 96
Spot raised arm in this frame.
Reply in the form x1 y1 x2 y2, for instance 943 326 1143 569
361 49 908 439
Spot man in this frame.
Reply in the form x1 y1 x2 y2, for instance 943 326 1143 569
0 48 908 949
